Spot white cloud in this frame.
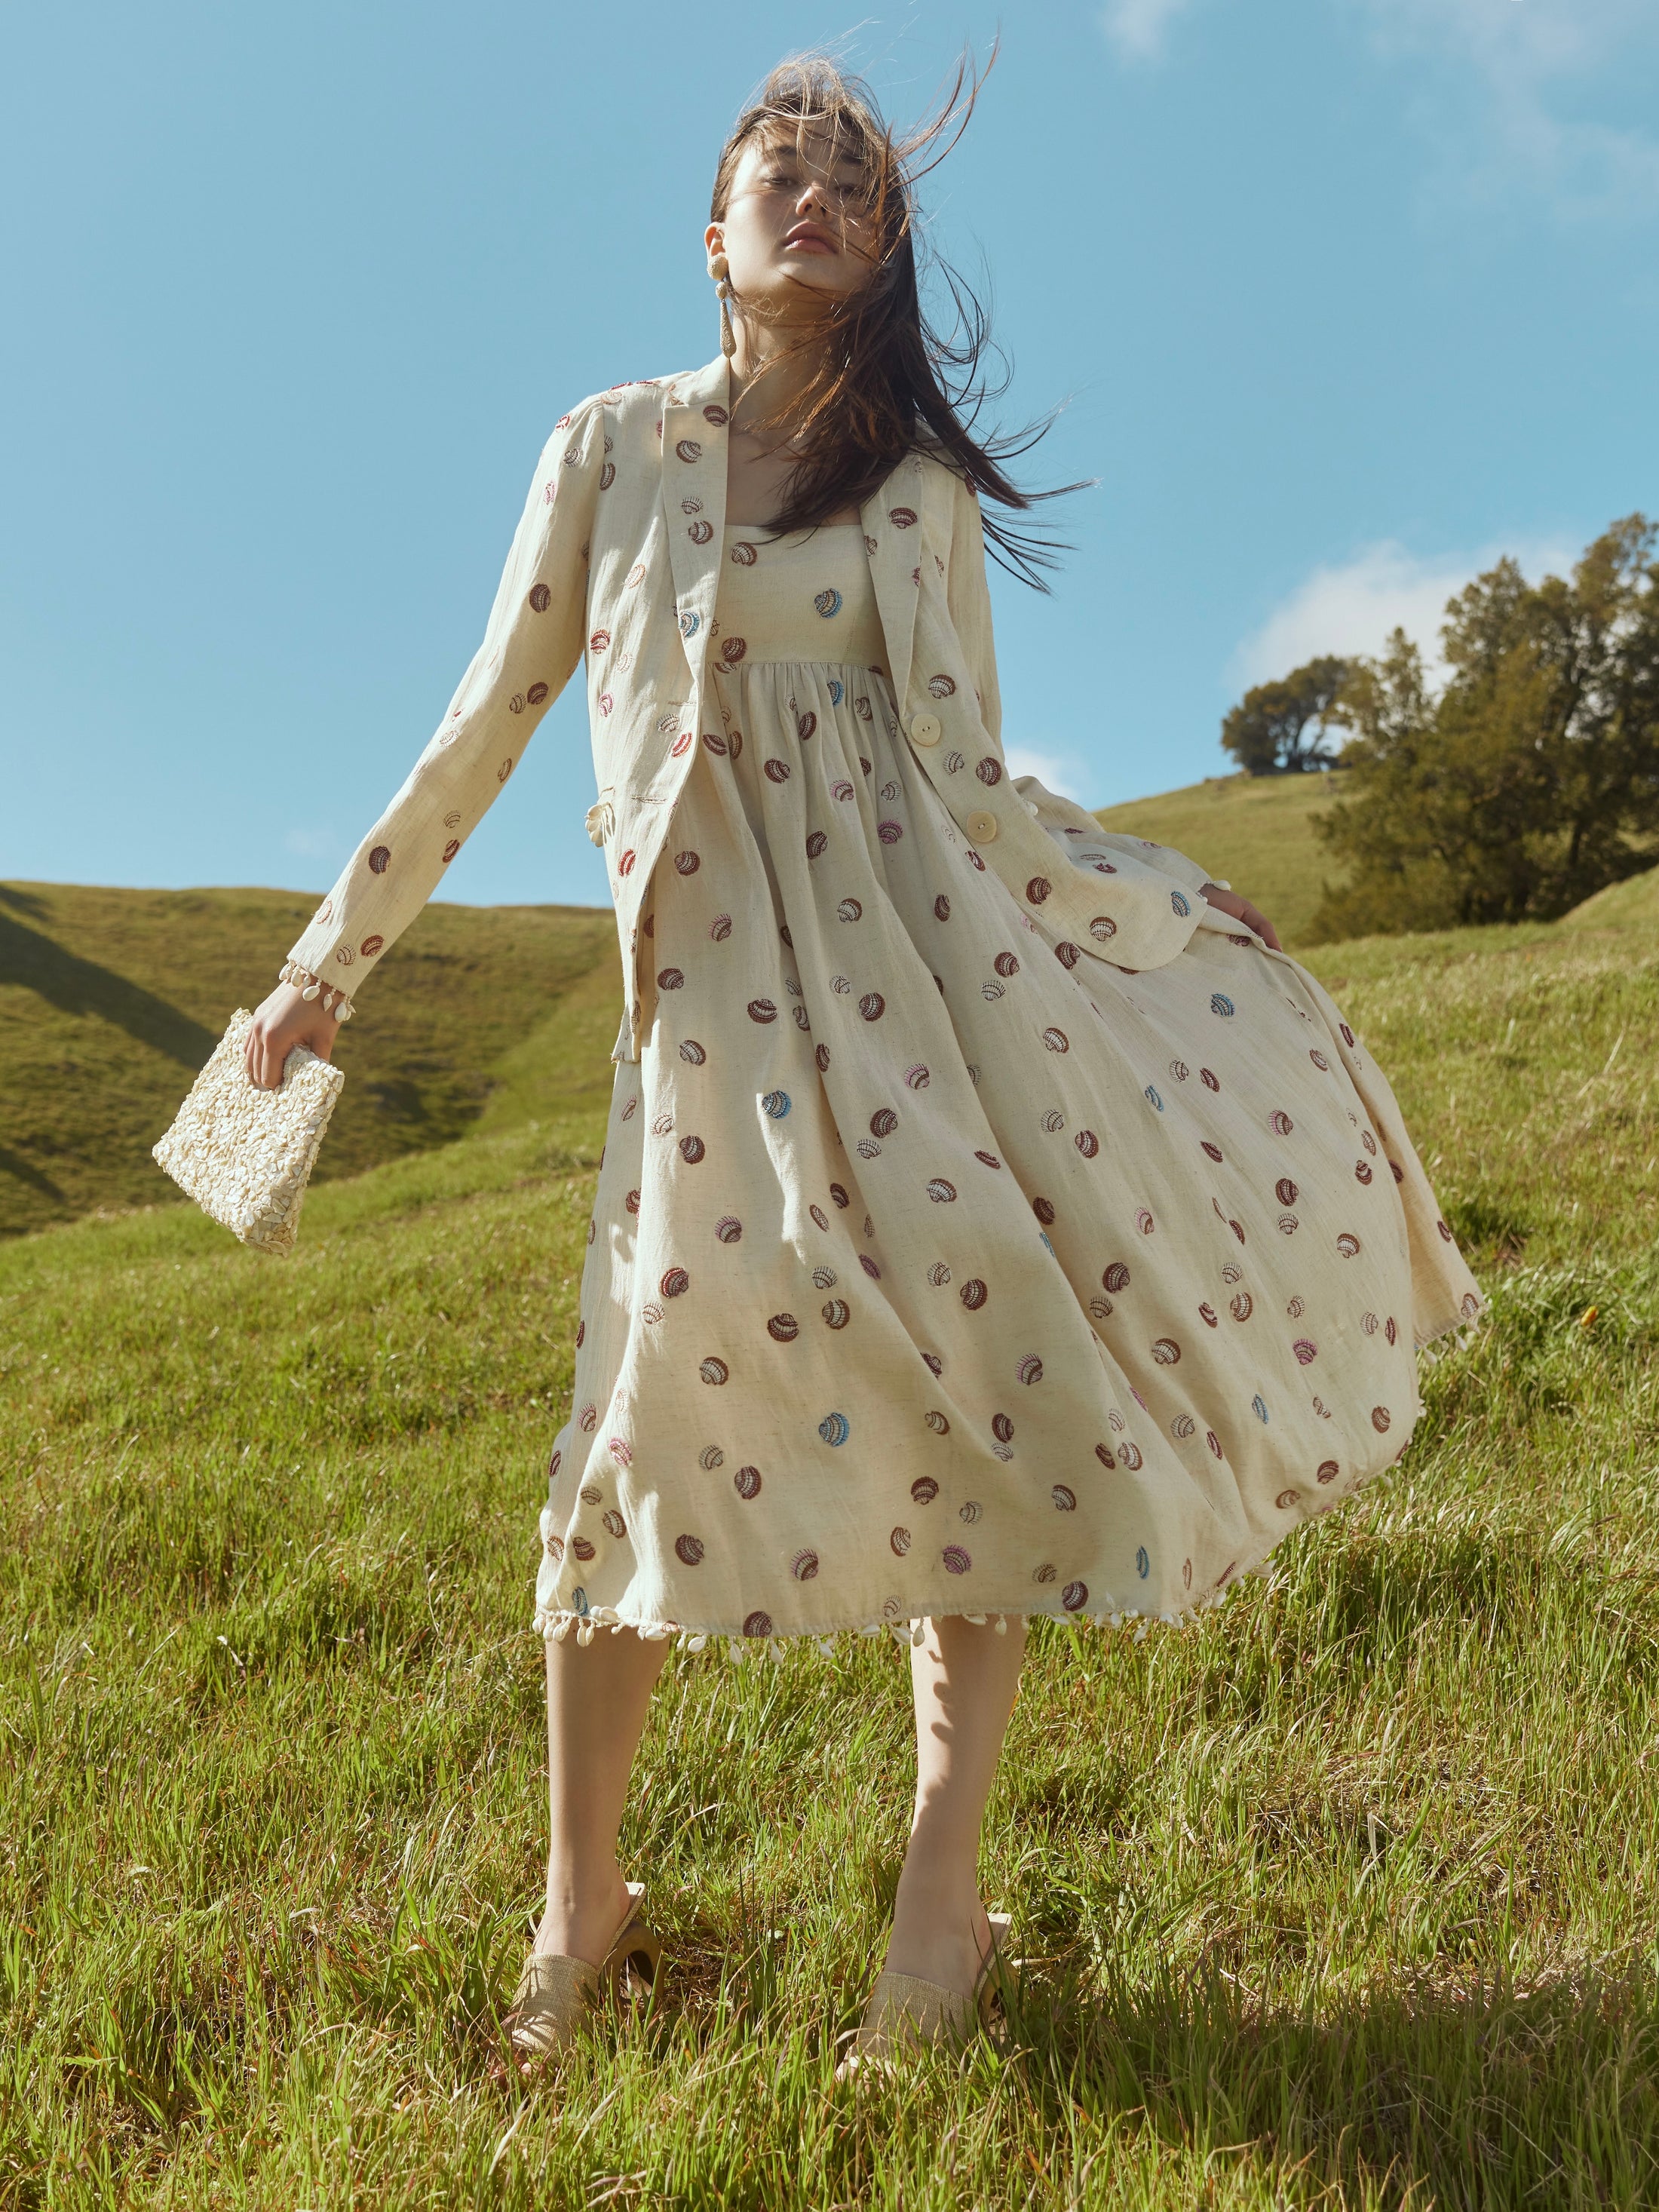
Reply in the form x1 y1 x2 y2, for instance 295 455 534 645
283 825 345 863
1004 743 1093 802
1353 0 1659 216
1230 535 1579 692
1100 0 1659 204
1358 0 1644 76
1100 0 1194 64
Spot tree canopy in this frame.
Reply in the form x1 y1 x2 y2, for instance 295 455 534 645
1305 516 1659 941
1219 655 1350 776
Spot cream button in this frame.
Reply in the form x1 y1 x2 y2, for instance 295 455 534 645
910 712 943 747
965 808 998 844
1024 799 1040 817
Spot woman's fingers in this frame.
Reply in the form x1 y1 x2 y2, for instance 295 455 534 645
1246 903 1283 952
242 986 339 1090
1202 882 1284 953
252 1023 281 1091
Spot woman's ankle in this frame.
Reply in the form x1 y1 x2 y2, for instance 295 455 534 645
883 1871 993 1993
535 1860 633 1962
891 1858 986 1933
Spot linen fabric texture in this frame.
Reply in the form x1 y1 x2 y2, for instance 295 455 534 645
285 353 1484 1655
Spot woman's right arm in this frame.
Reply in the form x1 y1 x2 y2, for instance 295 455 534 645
245 395 608 1087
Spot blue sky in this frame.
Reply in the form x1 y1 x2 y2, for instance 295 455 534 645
4 0 1656 910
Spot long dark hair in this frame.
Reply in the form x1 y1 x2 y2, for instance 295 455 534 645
710 48 1086 591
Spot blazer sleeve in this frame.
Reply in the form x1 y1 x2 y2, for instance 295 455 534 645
941 472 1214 896
281 397 606 1002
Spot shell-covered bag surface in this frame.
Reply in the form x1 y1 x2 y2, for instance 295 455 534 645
152 1010 344 1257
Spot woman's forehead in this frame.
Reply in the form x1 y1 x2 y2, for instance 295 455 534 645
741 118 876 177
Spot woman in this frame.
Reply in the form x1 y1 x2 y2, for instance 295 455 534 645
246 55 1483 2067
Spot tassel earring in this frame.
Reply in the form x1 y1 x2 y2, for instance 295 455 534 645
709 251 736 359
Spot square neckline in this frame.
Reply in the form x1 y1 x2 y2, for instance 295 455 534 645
722 521 866 533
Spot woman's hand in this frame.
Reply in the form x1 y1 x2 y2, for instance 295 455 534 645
244 983 341 1091
1199 882 1283 953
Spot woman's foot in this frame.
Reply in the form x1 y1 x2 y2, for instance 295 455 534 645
509 1875 662 2065
837 1883 1009 2079
532 1865 636 1966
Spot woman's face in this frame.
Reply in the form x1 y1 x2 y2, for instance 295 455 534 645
707 125 880 321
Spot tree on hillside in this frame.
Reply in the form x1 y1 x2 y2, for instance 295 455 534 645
1307 515 1659 942
1219 655 1350 775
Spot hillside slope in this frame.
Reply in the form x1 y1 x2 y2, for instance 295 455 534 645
11 798 1653 1241
1094 772 1346 946
0 882 621 1238
1560 863 1659 933
2 904 1657 2204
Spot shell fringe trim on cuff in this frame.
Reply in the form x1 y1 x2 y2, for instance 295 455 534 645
279 960 357 1022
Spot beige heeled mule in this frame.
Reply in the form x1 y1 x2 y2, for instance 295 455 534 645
836 1910 1013 2079
505 1880 663 2062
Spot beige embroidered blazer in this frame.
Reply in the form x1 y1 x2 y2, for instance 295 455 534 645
284 353 1215 1054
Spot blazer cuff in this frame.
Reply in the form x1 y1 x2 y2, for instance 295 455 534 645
1014 779 1213 891
284 890 385 1005
1086 829 1213 893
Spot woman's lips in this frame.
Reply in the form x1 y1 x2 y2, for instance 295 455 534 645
784 229 835 254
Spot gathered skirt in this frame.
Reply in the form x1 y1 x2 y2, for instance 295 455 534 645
534 548 1482 1657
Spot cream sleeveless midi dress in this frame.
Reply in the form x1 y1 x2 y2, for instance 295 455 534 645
533 521 1480 1658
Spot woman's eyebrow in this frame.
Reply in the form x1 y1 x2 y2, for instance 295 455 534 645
761 145 872 182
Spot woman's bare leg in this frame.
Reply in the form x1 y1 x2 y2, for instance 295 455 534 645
533 1628 670 1965
880 1613 1028 1992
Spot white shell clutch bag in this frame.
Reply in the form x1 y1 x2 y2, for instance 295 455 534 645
152 1009 345 1257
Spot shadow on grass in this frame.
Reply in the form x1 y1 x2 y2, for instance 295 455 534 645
1442 1189 1532 1267
0 1143 66 1200
0 913 216 1068
1000 1956 1658 2204
36 1904 1657 2205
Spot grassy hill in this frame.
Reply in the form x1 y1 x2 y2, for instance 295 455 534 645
1096 772 1345 947
2 904 1657 2203
10 813 1657 1244
1562 863 1659 932
0 882 621 1239
10 805 1658 1247
1093 776 1659 948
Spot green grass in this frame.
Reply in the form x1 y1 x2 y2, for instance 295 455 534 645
1095 773 1347 949
1563 865 1659 934
5 894 1659 2206
0 882 620 1241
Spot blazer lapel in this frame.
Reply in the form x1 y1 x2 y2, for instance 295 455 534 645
862 457 925 711
661 354 732 694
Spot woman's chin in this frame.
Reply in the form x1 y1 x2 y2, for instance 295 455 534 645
768 268 860 304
